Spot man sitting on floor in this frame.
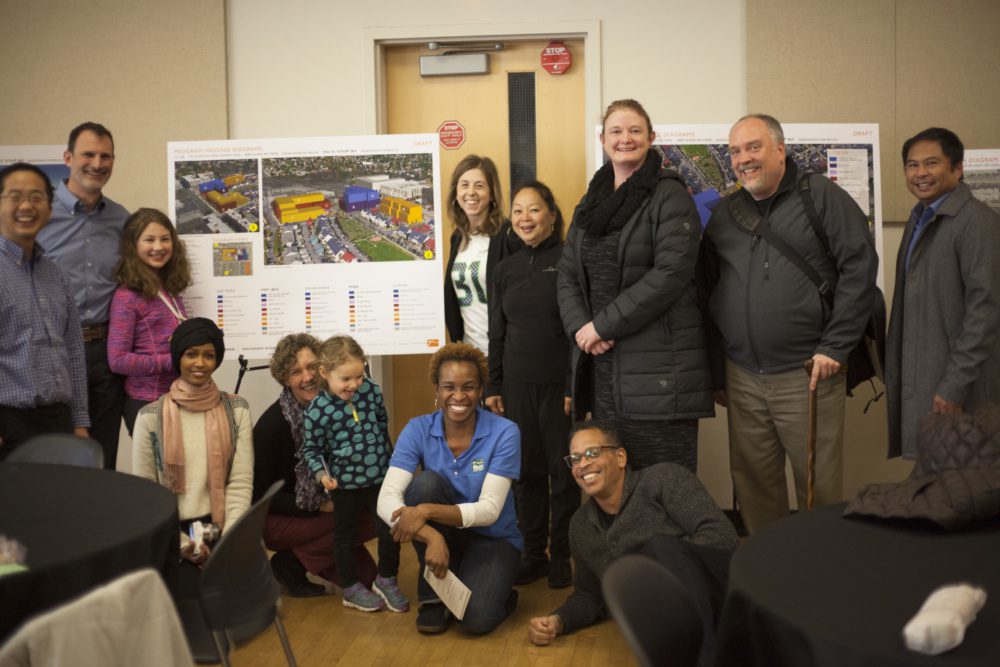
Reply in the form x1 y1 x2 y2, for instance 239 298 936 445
528 420 737 665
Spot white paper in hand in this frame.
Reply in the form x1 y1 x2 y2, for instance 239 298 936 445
422 567 471 621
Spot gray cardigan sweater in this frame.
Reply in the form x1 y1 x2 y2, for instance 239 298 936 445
552 463 737 633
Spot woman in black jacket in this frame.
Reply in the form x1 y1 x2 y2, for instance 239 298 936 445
485 181 577 588
252 333 377 596
443 155 521 352
557 99 713 472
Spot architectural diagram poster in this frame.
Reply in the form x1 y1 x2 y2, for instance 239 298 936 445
0 145 68 185
167 134 445 356
965 149 1000 215
595 123 884 286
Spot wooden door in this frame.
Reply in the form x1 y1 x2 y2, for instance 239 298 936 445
383 39 587 437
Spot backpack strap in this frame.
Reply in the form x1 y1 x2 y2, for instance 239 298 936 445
727 192 834 307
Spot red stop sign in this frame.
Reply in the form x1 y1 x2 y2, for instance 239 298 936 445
541 41 572 75
437 120 466 150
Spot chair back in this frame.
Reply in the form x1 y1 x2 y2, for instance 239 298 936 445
602 554 703 667
198 480 284 633
6 434 104 468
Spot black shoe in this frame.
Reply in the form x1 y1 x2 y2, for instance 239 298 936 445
270 550 325 598
548 559 572 589
416 602 451 634
504 588 519 618
514 556 549 585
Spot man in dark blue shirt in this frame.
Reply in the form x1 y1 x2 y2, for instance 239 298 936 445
36 122 129 468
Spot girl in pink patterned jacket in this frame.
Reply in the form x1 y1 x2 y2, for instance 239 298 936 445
109 208 192 433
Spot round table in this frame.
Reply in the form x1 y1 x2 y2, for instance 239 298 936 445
714 503 1000 666
0 463 178 641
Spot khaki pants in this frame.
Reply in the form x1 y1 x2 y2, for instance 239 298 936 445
725 359 845 533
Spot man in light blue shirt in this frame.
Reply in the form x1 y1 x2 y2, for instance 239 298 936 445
0 163 89 456
36 122 129 468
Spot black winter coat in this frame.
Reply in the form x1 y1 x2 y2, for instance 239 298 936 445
558 170 713 420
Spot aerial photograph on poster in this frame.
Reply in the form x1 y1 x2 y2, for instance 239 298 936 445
261 153 435 266
173 159 260 234
965 149 1000 215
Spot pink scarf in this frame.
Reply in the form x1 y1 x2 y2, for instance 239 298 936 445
162 378 233 528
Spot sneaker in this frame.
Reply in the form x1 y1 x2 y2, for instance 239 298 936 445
270 550 325 598
342 582 386 612
373 575 410 612
514 556 549 585
548 559 572 589
416 602 450 634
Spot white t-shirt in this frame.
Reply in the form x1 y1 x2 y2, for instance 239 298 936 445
451 233 491 354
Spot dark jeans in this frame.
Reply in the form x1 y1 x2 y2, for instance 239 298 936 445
331 484 398 587
122 396 149 436
503 379 577 561
85 339 124 469
638 534 733 667
0 403 73 459
405 470 520 635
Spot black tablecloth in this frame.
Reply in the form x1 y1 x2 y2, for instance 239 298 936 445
715 503 1000 666
0 463 178 641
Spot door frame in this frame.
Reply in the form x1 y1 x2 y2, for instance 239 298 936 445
362 20 602 174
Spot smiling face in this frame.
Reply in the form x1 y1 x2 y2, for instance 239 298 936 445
0 169 51 254
569 427 626 501
179 342 218 387
64 130 115 202
728 117 786 200
905 139 963 206
136 221 173 272
601 108 655 175
511 187 556 247
435 360 483 427
319 356 365 402
286 347 320 406
455 168 492 230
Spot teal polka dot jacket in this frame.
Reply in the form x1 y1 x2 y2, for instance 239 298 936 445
302 381 391 489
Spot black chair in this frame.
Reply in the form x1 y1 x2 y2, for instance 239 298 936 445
602 554 703 667
5 433 104 468
176 480 297 666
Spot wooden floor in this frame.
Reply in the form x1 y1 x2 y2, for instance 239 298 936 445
232 544 638 666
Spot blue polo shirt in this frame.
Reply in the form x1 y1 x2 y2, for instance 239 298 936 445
391 408 523 551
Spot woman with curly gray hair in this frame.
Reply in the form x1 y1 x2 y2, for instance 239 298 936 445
252 333 377 597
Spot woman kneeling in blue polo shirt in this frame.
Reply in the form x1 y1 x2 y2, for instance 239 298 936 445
377 342 522 635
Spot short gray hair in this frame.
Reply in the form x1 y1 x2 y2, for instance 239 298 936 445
734 113 785 145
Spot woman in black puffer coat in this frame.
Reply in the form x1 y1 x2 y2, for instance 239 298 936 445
557 99 713 472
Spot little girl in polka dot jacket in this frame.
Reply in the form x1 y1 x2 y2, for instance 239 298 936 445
303 335 407 613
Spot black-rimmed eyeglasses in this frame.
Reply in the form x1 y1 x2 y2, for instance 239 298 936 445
564 446 619 468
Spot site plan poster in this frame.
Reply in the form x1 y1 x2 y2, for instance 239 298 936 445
0 145 68 184
965 149 1000 215
595 123 884 286
167 134 445 356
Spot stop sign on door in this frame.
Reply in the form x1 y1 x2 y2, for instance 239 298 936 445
541 41 572 75
437 121 466 150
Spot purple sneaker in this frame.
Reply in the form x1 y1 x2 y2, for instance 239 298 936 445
373 575 410 612
342 583 386 612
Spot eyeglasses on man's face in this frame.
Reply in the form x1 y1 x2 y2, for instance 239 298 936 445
1 192 48 206
564 445 619 468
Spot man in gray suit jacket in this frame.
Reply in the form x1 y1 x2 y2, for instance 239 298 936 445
887 127 1000 458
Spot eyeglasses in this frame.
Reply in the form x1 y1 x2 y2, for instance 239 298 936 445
1 192 48 206
563 445 619 468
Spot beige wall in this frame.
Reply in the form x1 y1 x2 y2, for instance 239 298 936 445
0 0 228 212
747 0 1000 496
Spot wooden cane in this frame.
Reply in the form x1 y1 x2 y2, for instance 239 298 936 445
803 359 817 510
